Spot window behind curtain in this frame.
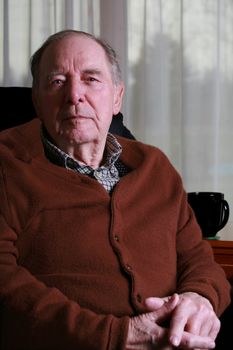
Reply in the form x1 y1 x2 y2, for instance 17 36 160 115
126 0 233 222
0 0 100 86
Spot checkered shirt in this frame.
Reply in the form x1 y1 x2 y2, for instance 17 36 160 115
41 127 130 193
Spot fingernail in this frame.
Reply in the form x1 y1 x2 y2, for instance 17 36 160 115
170 335 179 346
167 293 178 303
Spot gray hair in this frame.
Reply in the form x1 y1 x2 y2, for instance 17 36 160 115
30 30 122 87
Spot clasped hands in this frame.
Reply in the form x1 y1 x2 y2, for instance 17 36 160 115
126 292 220 349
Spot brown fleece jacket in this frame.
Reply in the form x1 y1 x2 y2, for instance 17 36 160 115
0 119 230 349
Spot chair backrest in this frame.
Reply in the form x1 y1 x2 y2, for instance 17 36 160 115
0 86 135 139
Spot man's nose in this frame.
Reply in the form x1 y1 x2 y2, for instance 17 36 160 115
65 80 85 104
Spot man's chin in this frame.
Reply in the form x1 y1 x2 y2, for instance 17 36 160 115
59 130 98 145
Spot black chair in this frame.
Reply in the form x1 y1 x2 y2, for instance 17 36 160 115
0 86 135 140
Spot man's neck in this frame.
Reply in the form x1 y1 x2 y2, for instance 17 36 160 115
59 140 106 169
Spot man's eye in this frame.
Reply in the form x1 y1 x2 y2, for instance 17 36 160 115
87 77 98 82
52 79 64 86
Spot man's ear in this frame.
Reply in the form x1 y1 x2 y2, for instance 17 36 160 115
113 82 124 115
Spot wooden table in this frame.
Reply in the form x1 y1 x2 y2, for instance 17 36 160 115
208 240 233 282
207 222 233 283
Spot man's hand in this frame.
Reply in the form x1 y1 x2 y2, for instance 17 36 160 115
126 294 216 349
126 294 179 349
144 292 220 349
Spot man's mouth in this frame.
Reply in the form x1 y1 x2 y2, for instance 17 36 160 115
63 114 90 120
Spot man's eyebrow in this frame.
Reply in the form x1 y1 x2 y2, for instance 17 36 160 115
82 69 102 75
45 69 103 80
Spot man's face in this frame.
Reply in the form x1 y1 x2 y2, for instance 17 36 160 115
33 35 124 152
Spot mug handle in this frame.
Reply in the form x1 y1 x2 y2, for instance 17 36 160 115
218 200 230 231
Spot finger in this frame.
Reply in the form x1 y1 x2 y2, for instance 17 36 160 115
144 297 165 310
150 326 167 346
150 294 179 324
168 310 188 346
145 295 174 311
184 315 202 335
150 325 176 349
191 313 220 340
197 319 214 338
178 331 216 349
208 317 221 340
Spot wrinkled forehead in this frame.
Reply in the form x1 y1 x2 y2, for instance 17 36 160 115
40 34 111 73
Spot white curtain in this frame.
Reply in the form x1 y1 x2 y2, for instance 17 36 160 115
1 0 233 221
0 0 100 86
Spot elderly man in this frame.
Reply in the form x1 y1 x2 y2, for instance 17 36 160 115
0 30 230 350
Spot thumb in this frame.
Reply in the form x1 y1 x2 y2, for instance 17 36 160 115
147 294 179 323
144 296 165 310
145 294 178 311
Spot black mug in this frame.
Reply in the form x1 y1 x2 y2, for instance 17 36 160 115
187 192 230 238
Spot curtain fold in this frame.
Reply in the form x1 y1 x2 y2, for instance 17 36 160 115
1 0 233 221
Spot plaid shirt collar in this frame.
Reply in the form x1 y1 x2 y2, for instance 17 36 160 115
41 126 122 171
